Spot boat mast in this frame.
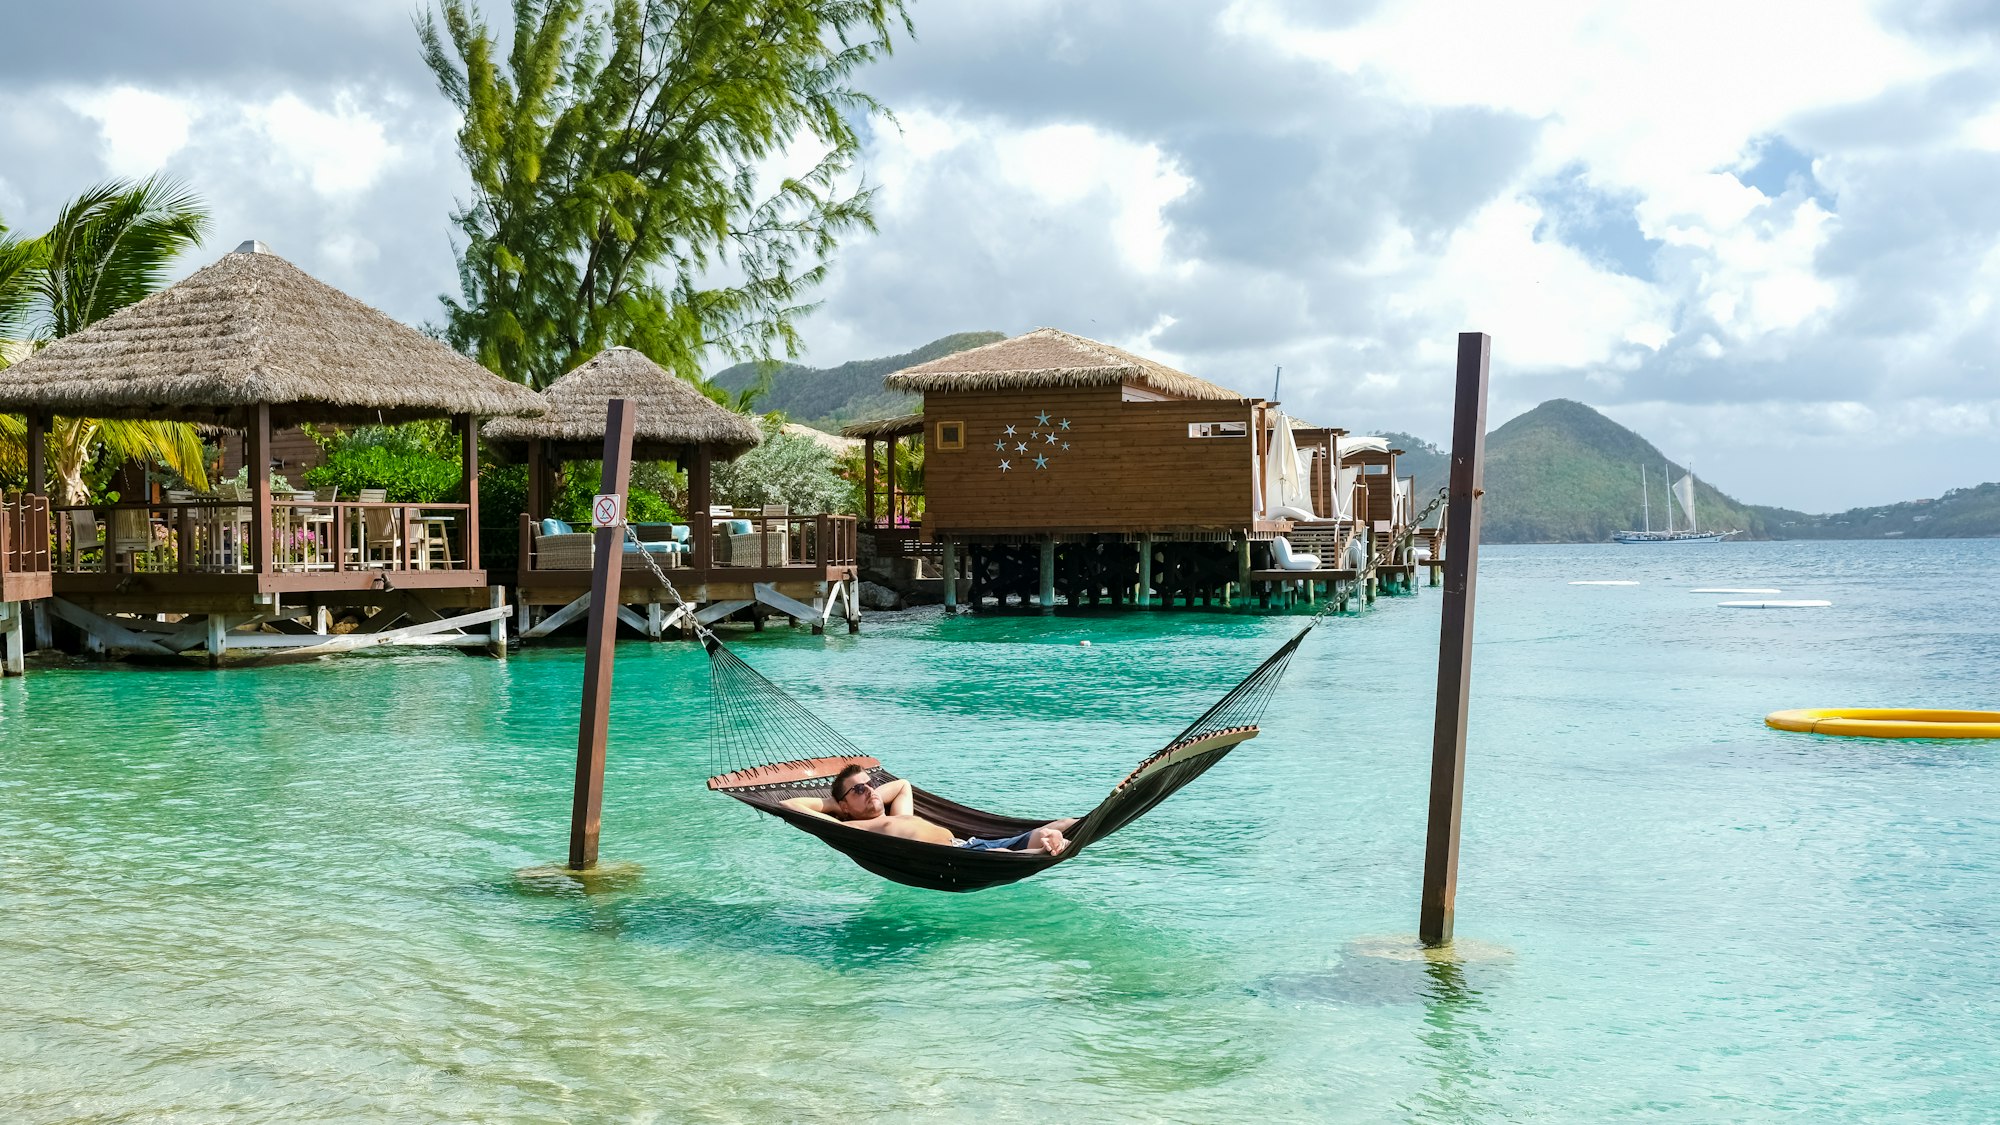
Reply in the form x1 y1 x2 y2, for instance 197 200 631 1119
1641 465 1650 533
1663 462 1676 533
1688 466 1698 533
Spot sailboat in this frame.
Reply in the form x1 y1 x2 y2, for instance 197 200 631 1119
1614 462 1733 544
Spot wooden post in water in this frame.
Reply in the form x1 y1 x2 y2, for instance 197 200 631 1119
1420 332 1490 947
569 398 636 871
1038 538 1056 608
942 538 958 609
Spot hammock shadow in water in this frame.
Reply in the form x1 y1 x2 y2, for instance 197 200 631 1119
519 878 1227 992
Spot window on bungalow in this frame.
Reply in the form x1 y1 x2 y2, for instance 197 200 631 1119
934 421 965 450
1188 421 1248 438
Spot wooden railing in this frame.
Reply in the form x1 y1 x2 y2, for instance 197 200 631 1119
2 493 53 578
519 511 859 575
50 500 477 575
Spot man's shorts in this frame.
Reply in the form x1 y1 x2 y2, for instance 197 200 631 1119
958 830 1033 851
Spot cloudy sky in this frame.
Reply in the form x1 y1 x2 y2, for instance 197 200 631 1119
4 1 1997 511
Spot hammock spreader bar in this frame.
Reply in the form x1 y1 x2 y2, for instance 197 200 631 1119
704 622 1315 892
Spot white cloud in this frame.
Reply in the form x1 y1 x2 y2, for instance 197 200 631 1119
248 92 402 196
63 85 195 176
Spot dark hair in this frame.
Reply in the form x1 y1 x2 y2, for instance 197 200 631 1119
831 763 871 806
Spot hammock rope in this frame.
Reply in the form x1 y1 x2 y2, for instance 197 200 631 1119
621 524 1320 892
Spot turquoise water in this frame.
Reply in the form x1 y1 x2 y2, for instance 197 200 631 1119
3 540 1997 1122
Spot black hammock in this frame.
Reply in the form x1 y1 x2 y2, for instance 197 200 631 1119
703 620 1315 892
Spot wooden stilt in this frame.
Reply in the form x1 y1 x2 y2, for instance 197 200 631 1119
569 399 636 873
1039 539 1055 608
1235 538 1251 607
942 539 958 609
1421 332 1491 948
845 579 861 633
2 602 23 676
1137 536 1152 607
488 586 509 657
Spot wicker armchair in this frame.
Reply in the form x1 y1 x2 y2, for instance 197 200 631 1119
715 520 789 566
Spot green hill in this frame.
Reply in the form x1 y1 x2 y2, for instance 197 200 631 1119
1749 484 2000 539
1396 399 2000 541
1471 400 1773 543
709 331 1005 428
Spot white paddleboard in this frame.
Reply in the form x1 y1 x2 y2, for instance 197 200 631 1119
1570 580 1640 586
1692 587 1781 594
1718 599 1831 608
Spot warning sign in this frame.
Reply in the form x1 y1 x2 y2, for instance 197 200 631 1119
590 493 625 529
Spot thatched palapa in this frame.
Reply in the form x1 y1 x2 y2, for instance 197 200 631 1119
484 346 763 462
883 327 1244 402
839 413 924 441
0 242 545 428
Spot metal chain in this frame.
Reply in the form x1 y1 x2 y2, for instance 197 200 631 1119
621 523 716 643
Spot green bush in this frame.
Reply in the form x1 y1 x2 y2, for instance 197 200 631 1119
551 461 679 524
303 444 462 503
715 420 849 512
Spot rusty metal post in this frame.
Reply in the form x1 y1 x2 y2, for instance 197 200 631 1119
569 398 636 871
1420 332 1490 946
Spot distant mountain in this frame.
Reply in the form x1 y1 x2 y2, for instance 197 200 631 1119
1750 484 2000 539
1378 431 1448 499
1397 400 2000 542
1468 400 1773 543
709 331 1005 429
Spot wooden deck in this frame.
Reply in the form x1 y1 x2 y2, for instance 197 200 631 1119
514 512 862 637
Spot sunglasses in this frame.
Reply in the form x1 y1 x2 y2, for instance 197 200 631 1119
835 778 875 802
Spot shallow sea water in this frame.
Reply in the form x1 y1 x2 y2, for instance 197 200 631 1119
3 540 1997 1123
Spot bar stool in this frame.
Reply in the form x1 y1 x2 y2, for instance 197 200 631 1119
418 514 455 569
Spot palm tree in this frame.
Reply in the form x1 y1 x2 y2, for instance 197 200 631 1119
0 176 212 502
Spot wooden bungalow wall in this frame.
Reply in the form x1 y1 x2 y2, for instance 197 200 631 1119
922 385 1258 536
220 426 329 478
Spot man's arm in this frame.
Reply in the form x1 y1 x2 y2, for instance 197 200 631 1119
880 778 913 816
780 796 838 821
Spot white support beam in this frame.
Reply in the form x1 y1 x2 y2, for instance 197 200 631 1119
522 592 592 638
615 605 649 635
253 606 510 657
3 601 23 676
696 599 753 626
753 583 821 624
488 586 508 657
46 599 178 657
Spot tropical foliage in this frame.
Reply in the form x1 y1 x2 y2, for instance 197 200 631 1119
300 422 465 503
714 417 848 513
418 0 910 389
0 177 212 502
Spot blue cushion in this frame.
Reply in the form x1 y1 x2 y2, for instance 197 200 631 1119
671 524 691 543
540 517 573 536
621 540 677 555
726 519 753 536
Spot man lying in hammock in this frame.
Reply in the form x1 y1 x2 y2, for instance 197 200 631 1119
783 763 1079 854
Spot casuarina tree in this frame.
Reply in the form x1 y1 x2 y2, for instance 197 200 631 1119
419 0 910 389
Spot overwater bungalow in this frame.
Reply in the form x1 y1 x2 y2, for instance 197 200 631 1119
486 347 861 638
0 241 546 664
857 327 1423 609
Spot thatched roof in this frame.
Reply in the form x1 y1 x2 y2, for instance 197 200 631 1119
882 327 1245 401
0 241 546 428
839 413 924 440
781 421 860 454
484 346 763 462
